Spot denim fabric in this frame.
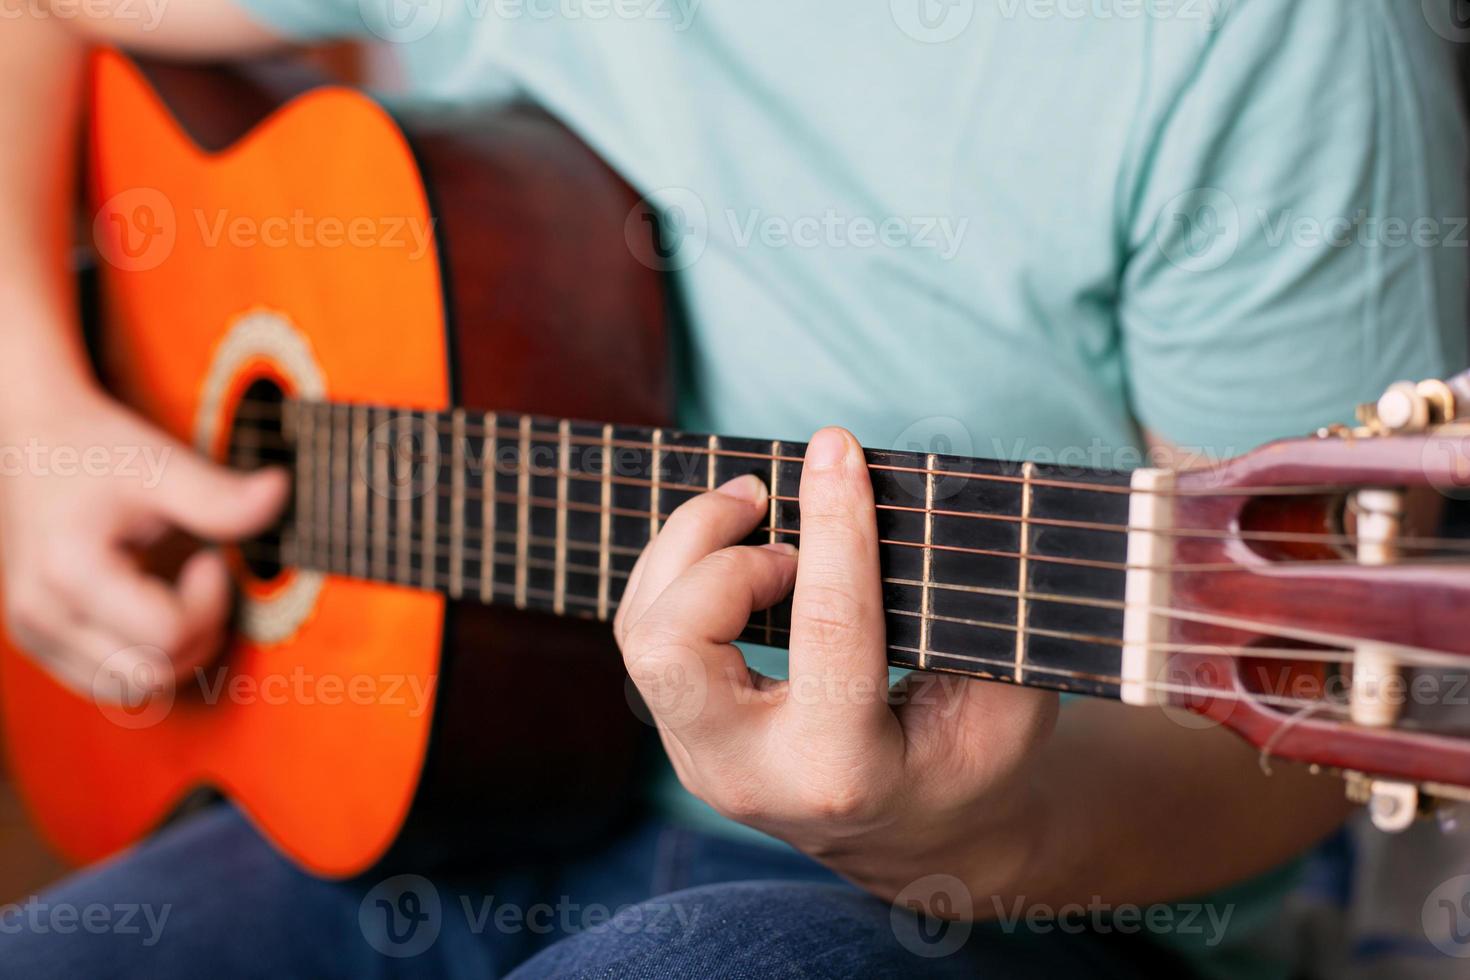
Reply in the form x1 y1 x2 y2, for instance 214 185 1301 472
0 805 1186 978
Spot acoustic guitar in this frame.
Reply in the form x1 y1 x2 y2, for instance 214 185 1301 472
3 50 1470 879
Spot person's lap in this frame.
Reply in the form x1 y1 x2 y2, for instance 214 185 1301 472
0 805 1181 978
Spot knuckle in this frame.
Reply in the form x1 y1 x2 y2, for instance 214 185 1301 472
622 615 691 661
799 773 874 823
709 780 766 824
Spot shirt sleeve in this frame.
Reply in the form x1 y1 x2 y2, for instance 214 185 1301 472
1120 0 1468 456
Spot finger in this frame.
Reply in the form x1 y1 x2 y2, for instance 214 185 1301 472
624 543 798 742
38 622 167 706
77 550 188 653
613 543 652 646
169 547 234 672
146 451 289 542
787 428 891 732
615 474 768 636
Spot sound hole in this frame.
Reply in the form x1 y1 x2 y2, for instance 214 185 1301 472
227 377 291 582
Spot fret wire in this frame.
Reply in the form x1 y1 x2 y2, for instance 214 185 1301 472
293 402 312 571
449 409 466 599
372 406 390 582
480 411 498 604
395 412 412 585
919 455 937 671
597 423 615 621
514 414 532 610
650 429 663 540
350 404 369 581
1015 461 1035 685
420 411 440 591
314 402 332 573
765 439 780 645
333 405 350 574
553 419 571 616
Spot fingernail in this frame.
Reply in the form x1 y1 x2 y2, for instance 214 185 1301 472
716 473 766 503
806 428 849 471
762 542 798 557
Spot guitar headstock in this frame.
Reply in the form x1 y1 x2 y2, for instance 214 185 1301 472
1135 372 1470 831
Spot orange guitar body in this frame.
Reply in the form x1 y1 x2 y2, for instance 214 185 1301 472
0 52 666 877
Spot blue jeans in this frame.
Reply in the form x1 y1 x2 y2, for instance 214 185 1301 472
0 805 1184 978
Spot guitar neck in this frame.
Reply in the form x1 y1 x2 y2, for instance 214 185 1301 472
235 400 1138 700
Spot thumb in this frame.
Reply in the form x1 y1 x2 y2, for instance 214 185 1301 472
149 451 290 542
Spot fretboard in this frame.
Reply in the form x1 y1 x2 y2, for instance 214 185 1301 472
233 401 1135 700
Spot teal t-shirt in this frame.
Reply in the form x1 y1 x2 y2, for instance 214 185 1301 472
231 1 1468 976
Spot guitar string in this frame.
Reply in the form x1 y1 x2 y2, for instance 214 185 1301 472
256 491 1470 576
228 397 1393 499
233 534 1444 720
228 416 1470 558
238 520 1469 673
